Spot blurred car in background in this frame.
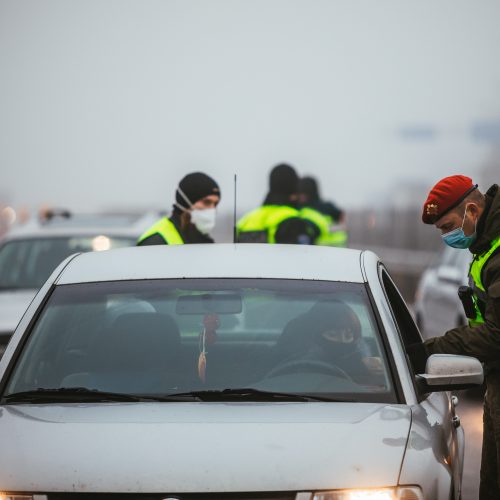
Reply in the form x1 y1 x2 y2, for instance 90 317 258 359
0 210 156 355
414 246 471 340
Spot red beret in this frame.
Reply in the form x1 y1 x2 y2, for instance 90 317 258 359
422 175 478 224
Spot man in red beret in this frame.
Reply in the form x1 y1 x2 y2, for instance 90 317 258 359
412 174 500 499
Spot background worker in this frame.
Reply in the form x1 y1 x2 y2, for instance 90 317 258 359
408 175 500 500
137 172 220 246
236 163 320 245
297 176 348 247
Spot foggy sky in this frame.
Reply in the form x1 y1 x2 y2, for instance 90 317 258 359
1 0 500 216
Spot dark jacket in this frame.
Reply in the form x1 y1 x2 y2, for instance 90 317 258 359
137 211 214 246
424 185 500 371
308 201 344 222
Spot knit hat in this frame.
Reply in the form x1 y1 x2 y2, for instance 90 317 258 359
297 176 320 203
175 172 220 210
310 300 361 340
269 164 299 195
422 175 478 224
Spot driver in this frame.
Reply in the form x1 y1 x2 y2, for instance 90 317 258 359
275 300 383 383
310 301 373 379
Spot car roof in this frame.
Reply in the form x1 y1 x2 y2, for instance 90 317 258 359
3 225 140 239
1 212 160 241
56 244 366 284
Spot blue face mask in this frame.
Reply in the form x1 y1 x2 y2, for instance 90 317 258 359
442 205 477 249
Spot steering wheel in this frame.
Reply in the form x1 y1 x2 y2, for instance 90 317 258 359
265 359 354 382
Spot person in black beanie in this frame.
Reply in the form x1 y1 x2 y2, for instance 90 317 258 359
236 163 320 244
264 163 300 206
297 176 348 247
137 172 221 246
297 176 344 223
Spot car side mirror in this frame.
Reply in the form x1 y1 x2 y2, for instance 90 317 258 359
416 354 483 392
436 265 463 285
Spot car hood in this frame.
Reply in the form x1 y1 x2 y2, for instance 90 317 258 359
0 402 411 493
0 289 36 333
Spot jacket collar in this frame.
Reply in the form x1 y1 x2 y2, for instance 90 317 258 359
470 184 500 255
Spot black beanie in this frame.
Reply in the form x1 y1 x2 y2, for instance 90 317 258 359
269 163 299 195
297 176 320 203
175 172 220 210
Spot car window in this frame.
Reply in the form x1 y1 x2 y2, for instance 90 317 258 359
381 269 422 345
380 268 422 373
4 279 397 403
0 237 135 290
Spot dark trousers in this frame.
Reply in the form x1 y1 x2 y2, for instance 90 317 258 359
480 372 500 499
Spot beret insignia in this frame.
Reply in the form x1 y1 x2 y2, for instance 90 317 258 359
426 203 438 216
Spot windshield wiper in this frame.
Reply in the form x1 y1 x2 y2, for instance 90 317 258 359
2 387 353 404
164 388 349 402
2 387 203 404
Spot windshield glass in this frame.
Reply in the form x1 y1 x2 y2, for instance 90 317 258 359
0 237 135 290
5 279 396 403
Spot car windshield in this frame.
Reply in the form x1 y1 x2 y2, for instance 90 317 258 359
4 279 397 403
0 237 135 290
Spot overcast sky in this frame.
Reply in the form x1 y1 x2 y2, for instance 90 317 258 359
1 0 500 216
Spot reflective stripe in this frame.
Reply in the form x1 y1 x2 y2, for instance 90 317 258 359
468 235 500 325
137 218 184 245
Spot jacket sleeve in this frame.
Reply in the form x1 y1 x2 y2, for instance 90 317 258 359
424 253 500 362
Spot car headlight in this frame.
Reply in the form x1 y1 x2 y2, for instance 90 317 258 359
0 495 35 500
0 495 47 500
312 486 423 500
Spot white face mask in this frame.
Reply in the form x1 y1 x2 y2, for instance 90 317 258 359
190 208 216 234
175 186 217 234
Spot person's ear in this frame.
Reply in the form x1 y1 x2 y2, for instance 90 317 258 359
467 203 480 218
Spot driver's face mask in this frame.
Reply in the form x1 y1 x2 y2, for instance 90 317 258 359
316 327 357 360
175 186 217 235
321 328 355 344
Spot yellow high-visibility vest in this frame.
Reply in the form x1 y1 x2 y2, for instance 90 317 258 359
237 205 301 243
299 207 348 247
137 217 184 245
468 235 500 326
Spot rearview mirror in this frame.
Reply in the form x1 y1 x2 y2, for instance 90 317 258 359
176 293 242 315
417 354 483 392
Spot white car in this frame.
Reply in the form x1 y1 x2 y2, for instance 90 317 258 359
0 211 156 355
0 244 483 499
414 247 471 340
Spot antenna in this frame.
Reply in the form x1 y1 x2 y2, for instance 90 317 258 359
233 174 237 243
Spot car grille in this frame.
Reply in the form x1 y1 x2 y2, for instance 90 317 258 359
48 494 298 500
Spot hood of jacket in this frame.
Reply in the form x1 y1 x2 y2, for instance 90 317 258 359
470 184 500 255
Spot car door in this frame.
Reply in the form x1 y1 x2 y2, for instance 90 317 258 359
380 267 463 499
